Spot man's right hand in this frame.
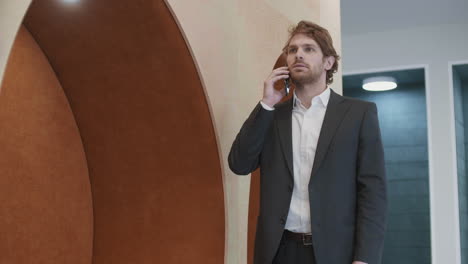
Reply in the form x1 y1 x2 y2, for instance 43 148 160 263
261 66 290 108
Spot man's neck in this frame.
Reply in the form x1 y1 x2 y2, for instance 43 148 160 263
294 79 327 109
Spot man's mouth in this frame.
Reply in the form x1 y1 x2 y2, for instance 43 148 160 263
292 63 308 69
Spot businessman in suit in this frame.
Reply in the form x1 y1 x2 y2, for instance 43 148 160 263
228 21 387 264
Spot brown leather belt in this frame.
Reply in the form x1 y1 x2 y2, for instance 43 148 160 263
283 230 313 246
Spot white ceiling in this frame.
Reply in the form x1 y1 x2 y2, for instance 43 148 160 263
341 0 468 36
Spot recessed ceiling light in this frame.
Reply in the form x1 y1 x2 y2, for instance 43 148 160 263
362 76 397 91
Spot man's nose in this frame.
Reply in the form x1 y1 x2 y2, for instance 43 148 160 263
295 49 304 60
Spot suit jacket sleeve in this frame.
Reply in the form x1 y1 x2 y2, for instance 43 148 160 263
228 103 275 175
353 103 388 263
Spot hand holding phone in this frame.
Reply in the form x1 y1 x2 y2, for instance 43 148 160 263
262 66 289 108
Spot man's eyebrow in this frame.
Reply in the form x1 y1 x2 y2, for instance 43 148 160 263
287 43 318 48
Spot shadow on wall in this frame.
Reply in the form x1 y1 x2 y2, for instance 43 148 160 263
0 0 225 263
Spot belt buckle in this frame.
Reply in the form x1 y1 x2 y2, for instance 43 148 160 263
302 233 312 246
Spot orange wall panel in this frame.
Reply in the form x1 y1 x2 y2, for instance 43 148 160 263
22 0 225 263
0 26 93 264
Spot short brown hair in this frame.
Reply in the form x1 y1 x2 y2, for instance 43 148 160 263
283 20 340 85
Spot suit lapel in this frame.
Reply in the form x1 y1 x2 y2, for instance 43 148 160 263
276 90 351 180
310 89 351 178
276 98 294 179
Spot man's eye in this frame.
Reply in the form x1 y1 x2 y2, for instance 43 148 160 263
305 47 313 52
288 48 297 53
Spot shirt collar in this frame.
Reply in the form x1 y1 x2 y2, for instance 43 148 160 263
293 87 331 108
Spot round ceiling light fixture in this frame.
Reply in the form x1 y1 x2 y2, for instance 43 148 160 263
362 76 397 91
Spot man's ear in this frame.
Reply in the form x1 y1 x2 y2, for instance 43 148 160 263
324 56 335 70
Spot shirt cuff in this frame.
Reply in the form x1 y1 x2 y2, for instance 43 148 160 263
260 101 275 111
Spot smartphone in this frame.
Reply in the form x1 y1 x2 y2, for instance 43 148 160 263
283 77 290 96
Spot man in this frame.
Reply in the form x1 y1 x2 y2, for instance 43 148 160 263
228 21 387 264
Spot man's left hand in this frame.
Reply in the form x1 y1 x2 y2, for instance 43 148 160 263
352 262 367 264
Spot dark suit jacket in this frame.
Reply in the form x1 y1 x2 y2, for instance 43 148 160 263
228 89 387 264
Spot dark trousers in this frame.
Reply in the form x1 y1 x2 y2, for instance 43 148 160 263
272 230 317 264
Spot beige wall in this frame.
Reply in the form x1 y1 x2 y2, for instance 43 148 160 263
165 1 341 263
0 0 32 90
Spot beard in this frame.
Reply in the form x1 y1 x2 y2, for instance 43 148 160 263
290 62 325 87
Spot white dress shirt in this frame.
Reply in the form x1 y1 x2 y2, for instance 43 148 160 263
260 87 330 233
